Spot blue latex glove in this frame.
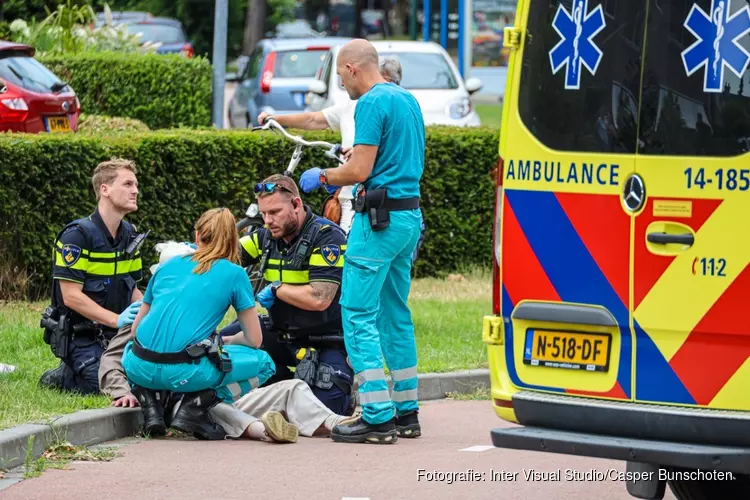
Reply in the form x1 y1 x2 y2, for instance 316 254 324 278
326 184 340 195
117 300 142 328
299 168 323 193
257 282 279 309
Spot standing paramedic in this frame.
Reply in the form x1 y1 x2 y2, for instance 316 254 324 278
39 158 146 396
299 38 425 444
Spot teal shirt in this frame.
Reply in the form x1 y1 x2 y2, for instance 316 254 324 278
136 256 255 353
353 82 425 199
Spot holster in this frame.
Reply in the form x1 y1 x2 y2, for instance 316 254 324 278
40 306 70 359
353 185 420 232
294 348 319 386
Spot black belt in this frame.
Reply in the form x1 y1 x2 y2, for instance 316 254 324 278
354 197 420 213
385 197 420 210
131 338 207 365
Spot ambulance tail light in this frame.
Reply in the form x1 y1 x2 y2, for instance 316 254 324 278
492 156 504 316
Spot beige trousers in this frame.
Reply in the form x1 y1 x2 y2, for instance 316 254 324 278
210 379 335 438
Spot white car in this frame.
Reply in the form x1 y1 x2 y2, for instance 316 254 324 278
305 40 483 127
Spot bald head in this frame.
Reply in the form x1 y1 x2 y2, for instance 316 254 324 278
338 39 379 69
336 38 385 100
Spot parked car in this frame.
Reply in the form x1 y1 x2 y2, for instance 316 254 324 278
0 41 80 134
305 40 483 126
226 37 351 128
95 12 194 58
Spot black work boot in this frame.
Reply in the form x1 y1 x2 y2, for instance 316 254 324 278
163 391 183 428
395 410 421 438
331 416 398 444
169 389 227 441
38 361 67 390
132 386 167 437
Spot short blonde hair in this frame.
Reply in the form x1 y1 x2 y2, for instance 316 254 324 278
256 173 300 200
92 158 137 201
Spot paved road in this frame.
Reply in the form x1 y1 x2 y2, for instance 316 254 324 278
1 400 675 500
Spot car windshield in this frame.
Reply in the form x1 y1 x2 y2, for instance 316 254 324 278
377 51 458 89
0 53 65 93
274 50 328 78
127 23 186 44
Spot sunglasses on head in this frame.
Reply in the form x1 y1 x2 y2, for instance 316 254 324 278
254 182 292 194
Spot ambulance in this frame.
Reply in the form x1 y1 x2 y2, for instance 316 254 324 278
483 0 750 498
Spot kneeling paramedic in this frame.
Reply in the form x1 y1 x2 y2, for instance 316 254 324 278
39 158 147 396
300 39 425 444
121 208 275 440
219 174 355 416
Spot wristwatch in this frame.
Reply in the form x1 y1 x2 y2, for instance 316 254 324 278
319 169 328 187
270 281 281 297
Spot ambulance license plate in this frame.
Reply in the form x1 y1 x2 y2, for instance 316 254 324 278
523 330 611 372
46 116 71 133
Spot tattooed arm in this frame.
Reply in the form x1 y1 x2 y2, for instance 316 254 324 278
275 282 340 312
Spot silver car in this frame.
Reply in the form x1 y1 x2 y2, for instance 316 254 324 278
227 37 351 128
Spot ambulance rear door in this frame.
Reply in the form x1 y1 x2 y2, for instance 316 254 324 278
632 0 750 410
499 0 644 401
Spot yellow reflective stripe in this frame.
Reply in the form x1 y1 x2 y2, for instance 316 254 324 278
267 258 282 266
262 269 309 284
55 252 89 272
85 258 142 276
240 235 261 258
264 269 281 282
55 240 90 256
119 257 143 273
89 250 118 259
309 254 344 267
281 270 309 284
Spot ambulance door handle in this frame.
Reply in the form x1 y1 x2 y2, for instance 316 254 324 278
647 232 694 246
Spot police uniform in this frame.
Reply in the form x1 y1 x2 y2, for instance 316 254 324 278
223 205 354 416
42 209 143 394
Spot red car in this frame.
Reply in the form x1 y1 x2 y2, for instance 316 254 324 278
0 41 80 134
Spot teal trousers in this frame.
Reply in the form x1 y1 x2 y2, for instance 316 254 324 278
340 209 423 425
122 342 276 404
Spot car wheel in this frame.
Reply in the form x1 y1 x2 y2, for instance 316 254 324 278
667 468 750 500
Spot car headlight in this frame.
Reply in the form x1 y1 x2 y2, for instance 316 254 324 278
246 203 260 218
446 98 472 120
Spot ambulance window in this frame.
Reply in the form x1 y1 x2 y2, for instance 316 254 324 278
517 0 647 153
638 0 750 156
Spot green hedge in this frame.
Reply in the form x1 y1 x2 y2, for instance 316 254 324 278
0 22 11 42
37 52 212 130
0 127 499 300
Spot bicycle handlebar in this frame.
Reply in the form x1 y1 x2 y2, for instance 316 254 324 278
252 118 344 164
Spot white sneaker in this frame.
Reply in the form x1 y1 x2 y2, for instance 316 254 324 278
0 363 16 374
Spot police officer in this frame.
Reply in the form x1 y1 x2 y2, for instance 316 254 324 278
300 39 425 444
39 158 146 399
219 174 354 416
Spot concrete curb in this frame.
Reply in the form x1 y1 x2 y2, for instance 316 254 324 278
0 408 143 471
0 369 489 471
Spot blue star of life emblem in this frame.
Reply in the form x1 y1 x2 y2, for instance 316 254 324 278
549 0 606 90
682 0 750 93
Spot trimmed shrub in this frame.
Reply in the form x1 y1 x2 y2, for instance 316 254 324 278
77 114 150 134
37 52 212 130
0 127 499 300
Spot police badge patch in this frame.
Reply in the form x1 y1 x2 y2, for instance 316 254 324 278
321 244 341 266
62 244 82 267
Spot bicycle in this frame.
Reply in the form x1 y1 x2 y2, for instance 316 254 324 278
235 118 345 295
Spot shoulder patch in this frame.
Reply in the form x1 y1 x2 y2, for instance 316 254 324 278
61 244 82 267
321 244 341 266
